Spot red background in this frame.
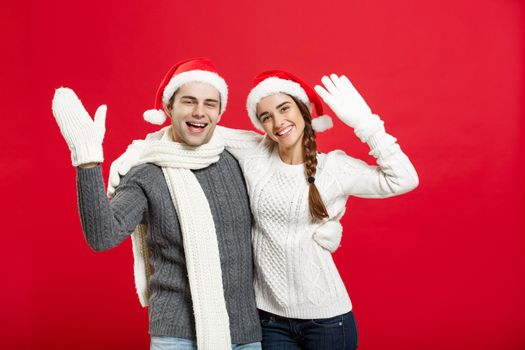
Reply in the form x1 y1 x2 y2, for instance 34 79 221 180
3 0 524 349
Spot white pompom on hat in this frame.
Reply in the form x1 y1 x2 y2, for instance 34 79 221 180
143 58 228 125
246 70 333 132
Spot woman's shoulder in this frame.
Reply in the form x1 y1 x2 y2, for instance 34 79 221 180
317 149 349 166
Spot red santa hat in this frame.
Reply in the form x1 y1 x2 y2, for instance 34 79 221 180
246 70 333 132
143 58 228 125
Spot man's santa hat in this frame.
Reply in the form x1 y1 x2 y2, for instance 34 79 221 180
246 70 333 132
143 58 228 125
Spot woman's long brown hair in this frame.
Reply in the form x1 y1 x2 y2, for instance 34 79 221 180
289 95 329 221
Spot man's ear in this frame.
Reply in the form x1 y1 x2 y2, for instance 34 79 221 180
163 104 172 119
217 113 222 124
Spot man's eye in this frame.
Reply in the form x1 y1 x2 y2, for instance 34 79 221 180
206 103 217 108
183 100 194 105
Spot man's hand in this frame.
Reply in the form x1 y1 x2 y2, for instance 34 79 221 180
51 87 106 166
79 162 99 169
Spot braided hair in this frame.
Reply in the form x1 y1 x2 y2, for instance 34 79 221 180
289 95 329 221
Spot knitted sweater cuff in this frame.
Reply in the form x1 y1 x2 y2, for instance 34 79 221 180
353 114 384 143
72 143 104 167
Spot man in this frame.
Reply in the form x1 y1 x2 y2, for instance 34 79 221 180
52 58 262 349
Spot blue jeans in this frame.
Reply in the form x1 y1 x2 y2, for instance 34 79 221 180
258 310 358 350
150 336 262 350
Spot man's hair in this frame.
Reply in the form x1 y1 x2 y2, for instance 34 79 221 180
165 87 222 112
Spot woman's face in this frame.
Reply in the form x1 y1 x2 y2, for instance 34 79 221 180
256 93 306 151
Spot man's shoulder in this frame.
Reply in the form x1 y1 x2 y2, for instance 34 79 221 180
123 163 163 183
218 150 243 171
220 149 238 163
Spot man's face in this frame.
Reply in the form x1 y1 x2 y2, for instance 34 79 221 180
167 82 221 146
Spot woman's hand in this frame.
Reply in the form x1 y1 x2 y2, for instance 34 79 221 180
314 74 373 129
51 87 106 166
107 129 164 197
313 220 343 253
107 140 146 197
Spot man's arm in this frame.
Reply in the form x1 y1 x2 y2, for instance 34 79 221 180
76 165 148 251
51 88 148 251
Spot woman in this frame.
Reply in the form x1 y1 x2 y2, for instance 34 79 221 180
111 70 419 349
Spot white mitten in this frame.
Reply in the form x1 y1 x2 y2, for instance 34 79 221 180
107 140 146 197
314 74 374 129
313 220 344 253
107 129 165 197
51 87 106 166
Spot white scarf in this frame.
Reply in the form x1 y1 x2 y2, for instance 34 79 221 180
130 126 231 349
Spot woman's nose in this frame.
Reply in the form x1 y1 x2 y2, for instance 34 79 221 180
273 112 285 127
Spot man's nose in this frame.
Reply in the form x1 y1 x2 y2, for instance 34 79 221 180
192 103 205 118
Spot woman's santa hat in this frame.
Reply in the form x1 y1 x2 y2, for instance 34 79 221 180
246 70 333 132
143 58 228 125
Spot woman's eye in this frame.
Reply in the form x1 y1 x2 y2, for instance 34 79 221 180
261 115 271 123
280 106 290 112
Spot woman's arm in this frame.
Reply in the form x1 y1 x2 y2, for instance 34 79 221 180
107 125 268 194
214 125 266 159
328 121 419 198
316 75 419 198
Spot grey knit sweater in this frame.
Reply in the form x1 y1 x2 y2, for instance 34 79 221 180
75 150 261 343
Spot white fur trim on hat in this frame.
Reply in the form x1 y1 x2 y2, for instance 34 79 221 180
143 109 167 125
312 115 333 132
246 77 310 131
162 70 228 115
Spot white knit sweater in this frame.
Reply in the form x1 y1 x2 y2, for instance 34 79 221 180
215 116 419 319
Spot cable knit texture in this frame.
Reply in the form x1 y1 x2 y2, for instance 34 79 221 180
214 120 419 319
122 127 230 349
312 220 344 253
75 151 261 344
104 117 419 320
